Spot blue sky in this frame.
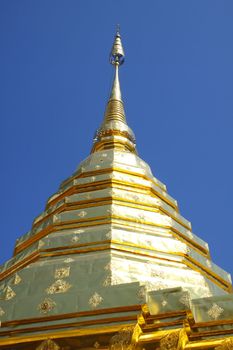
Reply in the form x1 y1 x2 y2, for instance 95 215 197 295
0 1 232 276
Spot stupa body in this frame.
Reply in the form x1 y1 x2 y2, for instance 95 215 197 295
0 31 232 350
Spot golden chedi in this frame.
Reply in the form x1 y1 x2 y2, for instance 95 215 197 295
0 29 232 350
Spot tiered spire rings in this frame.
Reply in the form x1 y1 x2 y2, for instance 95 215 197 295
92 28 136 154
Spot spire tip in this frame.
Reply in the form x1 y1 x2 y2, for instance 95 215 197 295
110 26 125 65
116 24 120 36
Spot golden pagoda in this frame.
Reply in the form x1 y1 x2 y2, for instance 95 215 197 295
0 29 233 350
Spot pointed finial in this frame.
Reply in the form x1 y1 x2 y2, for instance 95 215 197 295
91 27 136 154
110 26 125 66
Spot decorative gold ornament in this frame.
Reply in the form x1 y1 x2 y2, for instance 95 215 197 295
94 341 100 349
207 303 224 320
179 294 190 308
71 235 79 243
36 339 60 350
38 298 56 314
183 246 191 254
13 273 22 285
160 330 180 350
46 279 72 294
109 326 134 350
105 231 112 239
103 275 112 287
78 210 87 218
104 262 111 271
4 286 16 300
88 292 103 308
54 267 70 279
137 286 146 302
103 275 119 287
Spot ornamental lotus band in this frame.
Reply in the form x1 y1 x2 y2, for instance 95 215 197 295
0 29 232 350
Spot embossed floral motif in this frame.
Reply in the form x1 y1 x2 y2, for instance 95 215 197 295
161 299 168 307
88 292 103 308
71 235 79 243
36 339 60 350
46 279 72 294
64 258 74 263
137 286 146 302
105 231 112 239
53 214 60 223
103 275 112 287
38 298 56 314
78 210 87 218
91 176 96 182
5 286 16 300
54 267 70 279
207 303 224 320
103 275 119 287
95 165 101 169
183 245 191 254
179 294 190 308
0 307 5 316
109 326 134 350
13 273 22 285
160 330 180 350
94 341 100 349
206 259 212 268
104 262 111 271
107 208 115 216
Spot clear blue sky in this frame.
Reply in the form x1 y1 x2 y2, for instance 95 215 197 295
0 1 232 276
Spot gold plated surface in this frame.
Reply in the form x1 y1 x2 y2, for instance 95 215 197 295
0 28 232 350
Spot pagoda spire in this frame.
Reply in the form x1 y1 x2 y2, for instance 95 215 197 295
108 26 124 102
104 26 125 124
91 27 136 154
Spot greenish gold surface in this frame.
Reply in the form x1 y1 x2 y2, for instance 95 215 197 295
0 28 232 350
